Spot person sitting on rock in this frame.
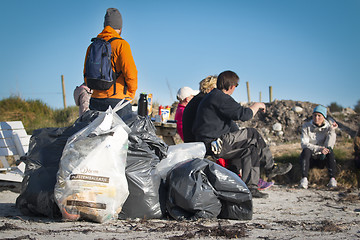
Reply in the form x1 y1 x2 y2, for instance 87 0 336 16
192 70 292 198
299 105 338 189
182 74 275 191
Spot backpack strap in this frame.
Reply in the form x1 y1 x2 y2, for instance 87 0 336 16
108 38 123 80
108 37 126 96
108 37 122 43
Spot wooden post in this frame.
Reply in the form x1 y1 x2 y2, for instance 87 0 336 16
259 91 262 102
269 86 273 102
246 81 251 103
61 75 67 108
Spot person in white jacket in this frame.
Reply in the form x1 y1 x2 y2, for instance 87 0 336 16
299 105 338 189
74 83 93 117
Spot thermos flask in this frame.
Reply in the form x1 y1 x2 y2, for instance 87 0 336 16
138 93 148 116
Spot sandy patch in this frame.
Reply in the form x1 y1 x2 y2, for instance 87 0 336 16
0 184 359 240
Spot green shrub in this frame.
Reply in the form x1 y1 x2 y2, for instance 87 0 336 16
53 106 78 125
0 96 78 134
328 102 343 113
354 100 360 114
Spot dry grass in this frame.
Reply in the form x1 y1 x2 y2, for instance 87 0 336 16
271 139 359 189
0 96 79 134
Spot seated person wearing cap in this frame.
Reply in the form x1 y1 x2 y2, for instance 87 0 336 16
175 87 199 141
299 105 338 189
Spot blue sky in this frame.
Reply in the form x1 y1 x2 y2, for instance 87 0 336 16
0 0 359 109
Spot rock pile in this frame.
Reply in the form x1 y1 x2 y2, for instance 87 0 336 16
238 100 359 145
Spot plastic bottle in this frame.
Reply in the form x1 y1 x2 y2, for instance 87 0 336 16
158 105 164 115
147 93 153 115
138 93 148 116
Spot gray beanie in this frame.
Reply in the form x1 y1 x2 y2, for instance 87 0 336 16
104 8 123 30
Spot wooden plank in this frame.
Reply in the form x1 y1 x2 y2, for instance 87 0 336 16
0 121 24 130
0 156 10 168
0 172 23 182
0 135 30 148
17 162 26 174
17 135 31 154
18 135 31 146
0 121 30 157
0 138 15 148
162 136 176 146
0 160 24 172
0 121 27 182
0 138 29 150
12 133 30 156
0 129 27 138
0 146 18 156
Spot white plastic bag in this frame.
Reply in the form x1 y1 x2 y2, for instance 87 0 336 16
155 142 206 180
54 101 131 223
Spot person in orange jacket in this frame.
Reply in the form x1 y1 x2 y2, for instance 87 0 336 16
84 8 138 118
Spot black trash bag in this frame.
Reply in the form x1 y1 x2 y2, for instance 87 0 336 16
15 111 100 218
166 158 253 220
119 116 168 219
206 162 253 220
125 115 168 160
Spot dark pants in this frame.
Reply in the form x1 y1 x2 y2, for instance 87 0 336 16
90 98 132 119
218 128 274 189
300 148 337 178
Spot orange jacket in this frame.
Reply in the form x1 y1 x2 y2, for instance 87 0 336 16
84 26 138 100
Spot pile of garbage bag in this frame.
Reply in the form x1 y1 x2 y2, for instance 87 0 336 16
16 111 101 218
16 102 253 222
166 158 253 220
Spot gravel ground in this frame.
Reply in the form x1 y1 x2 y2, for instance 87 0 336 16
0 184 359 240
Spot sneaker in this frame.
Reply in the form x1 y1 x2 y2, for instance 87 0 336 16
258 178 274 190
267 162 293 179
328 177 337 188
250 188 269 198
299 177 308 189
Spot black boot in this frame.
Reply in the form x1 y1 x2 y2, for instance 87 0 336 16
250 188 269 198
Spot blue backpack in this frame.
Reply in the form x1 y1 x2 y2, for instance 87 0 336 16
84 37 122 94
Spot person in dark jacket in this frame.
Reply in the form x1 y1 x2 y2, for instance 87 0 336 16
192 70 292 198
182 75 217 143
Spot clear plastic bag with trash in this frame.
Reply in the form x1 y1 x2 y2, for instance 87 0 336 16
54 100 131 223
155 142 206 180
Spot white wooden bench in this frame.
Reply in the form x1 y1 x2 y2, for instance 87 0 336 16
0 121 31 182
